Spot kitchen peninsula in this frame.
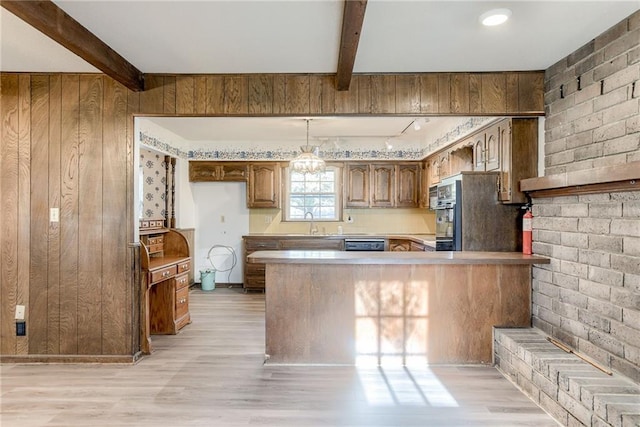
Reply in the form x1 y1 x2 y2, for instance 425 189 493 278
248 250 549 365
243 234 436 291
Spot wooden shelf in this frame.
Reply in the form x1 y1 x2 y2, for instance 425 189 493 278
521 161 640 198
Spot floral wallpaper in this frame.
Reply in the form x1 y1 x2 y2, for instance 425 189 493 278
140 148 167 220
139 116 492 162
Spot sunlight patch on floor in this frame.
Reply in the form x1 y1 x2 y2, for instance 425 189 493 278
356 361 459 408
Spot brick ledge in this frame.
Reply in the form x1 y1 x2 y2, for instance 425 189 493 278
521 161 640 198
494 327 640 427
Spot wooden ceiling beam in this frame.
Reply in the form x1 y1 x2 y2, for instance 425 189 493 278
1 0 145 91
336 0 367 91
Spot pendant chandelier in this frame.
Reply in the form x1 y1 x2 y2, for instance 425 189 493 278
289 119 326 175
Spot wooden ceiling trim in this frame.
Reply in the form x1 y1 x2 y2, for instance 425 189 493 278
336 0 367 92
1 0 145 92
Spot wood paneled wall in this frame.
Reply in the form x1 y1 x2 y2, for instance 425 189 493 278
0 71 543 359
147 72 544 116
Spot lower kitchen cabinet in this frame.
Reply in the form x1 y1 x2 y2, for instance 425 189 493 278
243 236 345 291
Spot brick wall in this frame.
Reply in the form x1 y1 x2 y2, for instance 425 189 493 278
532 10 640 383
544 10 639 174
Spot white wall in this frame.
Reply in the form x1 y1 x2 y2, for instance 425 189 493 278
175 158 196 229
192 182 249 284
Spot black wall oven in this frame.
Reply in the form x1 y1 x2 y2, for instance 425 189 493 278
435 177 461 251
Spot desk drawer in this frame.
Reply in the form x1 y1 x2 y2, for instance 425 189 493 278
150 265 177 283
177 260 191 274
147 236 164 245
176 286 189 320
147 243 164 254
175 272 189 290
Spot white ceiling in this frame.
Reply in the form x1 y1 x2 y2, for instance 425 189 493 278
2 1 639 74
2 0 638 148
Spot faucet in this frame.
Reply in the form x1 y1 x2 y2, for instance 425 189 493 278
304 211 318 235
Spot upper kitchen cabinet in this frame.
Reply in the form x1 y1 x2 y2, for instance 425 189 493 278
396 163 420 208
473 122 501 172
247 162 281 208
344 162 421 208
419 160 431 208
344 163 370 208
498 118 538 204
426 150 452 188
448 140 474 176
371 164 395 207
189 161 248 182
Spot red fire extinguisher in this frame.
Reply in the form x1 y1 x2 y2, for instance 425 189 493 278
523 206 533 255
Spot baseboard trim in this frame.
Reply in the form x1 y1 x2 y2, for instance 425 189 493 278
1 353 140 364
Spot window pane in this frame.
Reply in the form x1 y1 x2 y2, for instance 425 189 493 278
320 195 335 207
305 196 319 207
289 207 305 219
305 181 320 192
291 181 306 193
291 172 306 181
320 182 334 193
290 196 305 207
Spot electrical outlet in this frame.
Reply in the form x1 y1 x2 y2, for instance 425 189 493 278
264 215 272 224
50 208 59 222
15 305 25 320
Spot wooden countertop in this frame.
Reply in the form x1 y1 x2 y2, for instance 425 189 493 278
248 250 549 265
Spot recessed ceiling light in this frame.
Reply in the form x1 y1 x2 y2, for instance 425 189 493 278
479 8 512 26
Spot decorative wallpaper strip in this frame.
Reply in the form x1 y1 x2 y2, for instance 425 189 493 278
139 116 494 162
422 117 492 156
140 133 189 158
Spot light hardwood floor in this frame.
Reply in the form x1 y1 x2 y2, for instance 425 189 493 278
1 287 559 426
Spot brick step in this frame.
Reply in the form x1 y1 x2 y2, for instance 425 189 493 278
494 327 640 427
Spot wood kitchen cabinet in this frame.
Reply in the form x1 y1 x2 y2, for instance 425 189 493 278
396 163 420 207
344 163 370 207
473 122 501 172
243 236 344 291
247 162 280 208
140 228 191 354
189 161 248 182
370 164 395 207
389 239 411 251
427 151 450 188
419 161 431 208
498 118 538 204
425 117 538 205
345 162 421 208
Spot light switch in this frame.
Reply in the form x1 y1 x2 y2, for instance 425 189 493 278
15 305 25 320
220 215 225 223
50 208 59 222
